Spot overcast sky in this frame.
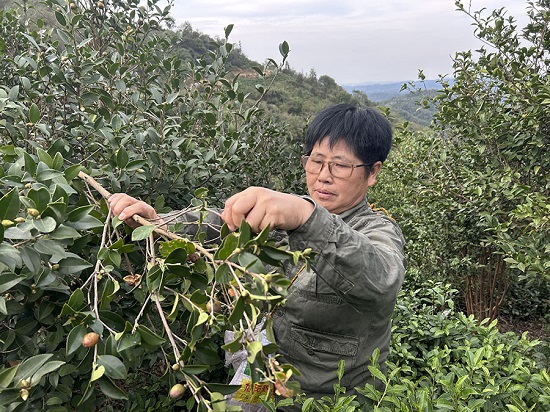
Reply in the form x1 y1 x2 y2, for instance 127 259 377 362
168 1 531 85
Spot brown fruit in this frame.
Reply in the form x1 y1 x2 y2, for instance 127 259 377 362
81 332 99 348
187 252 200 263
206 299 222 314
168 383 186 399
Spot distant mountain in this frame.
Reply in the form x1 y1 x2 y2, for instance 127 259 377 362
342 80 448 103
342 80 455 127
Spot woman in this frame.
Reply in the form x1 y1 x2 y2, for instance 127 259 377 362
109 103 406 407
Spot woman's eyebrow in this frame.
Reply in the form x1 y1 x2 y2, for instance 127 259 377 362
311 153 351 162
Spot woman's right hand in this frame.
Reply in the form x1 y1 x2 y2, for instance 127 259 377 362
107 193 160 229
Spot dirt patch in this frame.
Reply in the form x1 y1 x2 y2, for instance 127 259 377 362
497 316 550 342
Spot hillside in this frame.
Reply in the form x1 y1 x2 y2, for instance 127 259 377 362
342 81 451 127
342 80 445 102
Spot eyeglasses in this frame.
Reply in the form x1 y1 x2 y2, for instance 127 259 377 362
300 155 373 179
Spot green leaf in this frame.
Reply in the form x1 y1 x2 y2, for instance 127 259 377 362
26 187 51 212
66 205 103 230
238 220 251 246
54 10 66 26
66 324 86 356
0 244 22 271
279 41 290 57
0 296 6 315
36 148 53 169
0 364 18 388
57 255 93 275
159 238 195 259
19 246 41 275
90 365 105 382
32 361 65 384
367 364 387 384
214 263 231 283
0 273 25 294
131 225 155 241
37 169 64 181
52 152 63 171
14 354 53 384
116 147 128 168
181 365 210 375
33 216 57 233
194 187 208 199
65 164 85 181
196 311 209 326
23 152 37 176
224 24 234 38
98 377 128 400
214 233 238 260
33 238 66 260
97 355 127 380
246 341 263 364
4 225 33 240
0 188 20 220
8 85 19 101
146 264 163 291
238 252 266 274
136 325 165 346
29 103 40 124
228 296 245 326
204 383 241 395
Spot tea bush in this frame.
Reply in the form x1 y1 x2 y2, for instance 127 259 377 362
289 282 550 412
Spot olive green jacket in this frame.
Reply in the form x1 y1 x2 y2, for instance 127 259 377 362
271 198 405 403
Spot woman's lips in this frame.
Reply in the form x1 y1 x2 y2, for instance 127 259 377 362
315 189 335 200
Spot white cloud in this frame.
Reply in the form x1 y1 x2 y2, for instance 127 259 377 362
168 0 533 84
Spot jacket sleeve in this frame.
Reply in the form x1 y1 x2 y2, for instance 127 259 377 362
288 201 406 312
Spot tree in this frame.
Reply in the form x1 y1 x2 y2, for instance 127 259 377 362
383 0 549 321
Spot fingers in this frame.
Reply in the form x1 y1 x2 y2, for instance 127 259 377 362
107 193 158 226
222 188 315 233
222 189 259 231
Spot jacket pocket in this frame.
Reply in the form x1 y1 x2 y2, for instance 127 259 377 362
289 324 359 391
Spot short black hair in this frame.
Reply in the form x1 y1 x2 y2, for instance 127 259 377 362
304 103 393 165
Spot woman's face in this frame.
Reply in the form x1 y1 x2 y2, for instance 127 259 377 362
305 138 381 214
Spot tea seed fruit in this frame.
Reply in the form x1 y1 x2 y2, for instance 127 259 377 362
169 383 185 399
82 332 99 348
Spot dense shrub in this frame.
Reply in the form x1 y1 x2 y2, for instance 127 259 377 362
373 0 550 321
290 282 550 412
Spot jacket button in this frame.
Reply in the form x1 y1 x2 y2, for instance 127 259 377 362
307 349 314 355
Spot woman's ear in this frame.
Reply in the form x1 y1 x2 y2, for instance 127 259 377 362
366 161 383 187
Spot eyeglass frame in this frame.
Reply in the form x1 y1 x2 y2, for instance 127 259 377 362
300 155 374 179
